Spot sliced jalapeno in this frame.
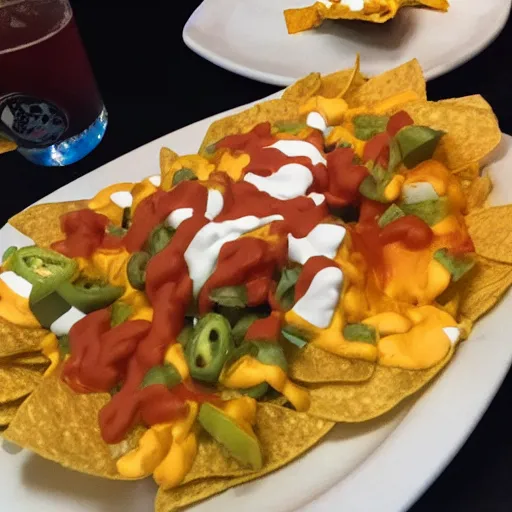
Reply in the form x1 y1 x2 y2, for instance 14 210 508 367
281 325 309 348
240 382 269 399
232 314 260 347
252 341 288 372
185 313 234 383
140 363 182 389
343 324 377 344
177 325 194 348
147 224 175 256
127 252 150 291
209 286 248 308
106 225 127 237
111 301 133 327
2 246 17 264
275 267 302 310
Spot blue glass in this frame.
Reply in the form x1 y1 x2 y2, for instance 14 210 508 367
17 106 108 167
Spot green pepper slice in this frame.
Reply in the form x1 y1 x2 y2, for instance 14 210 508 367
209 286 248 308
177 325 194 348
57 276 125 314
2 246 17 264
185 313 234 383
11 247 77 302
140 363 182 389
232 314 260 347
127 252 150 291
147 224 175 256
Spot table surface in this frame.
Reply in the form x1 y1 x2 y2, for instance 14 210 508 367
1 3 512 511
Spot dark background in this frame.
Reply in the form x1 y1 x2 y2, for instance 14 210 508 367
1 2 512 510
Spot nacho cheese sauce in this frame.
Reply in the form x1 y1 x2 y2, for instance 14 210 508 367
0 103 473 489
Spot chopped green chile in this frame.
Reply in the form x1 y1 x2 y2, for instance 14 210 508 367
281 327 308 349
232 314 260 346
252 341 288 372
106 225 127 237
147 224 175 256
140 363 182 389
111 302 133 327
58 334 70 357
185 313 234 383
343 323 377 344
275 267 302 310
172 168 198 186
274 121 307 135
177 325 194 348
400 197 449 226
57 276 124 314
224 342 259 370
2 246 17 264
240 382 269 399
388 137 402 173
337 141 352 149
121 207 131 229
378 204 405 228
127 252 150 291
209 286 248 308
353 114 389 141
395 125 445 169
434 248 475 282
11 247 77 301
359 165 393 203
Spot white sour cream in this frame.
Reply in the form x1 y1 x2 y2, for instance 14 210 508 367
307 192 326 206
306 111 327 132
443 327 460 346
0 271 32 298
244 163 313 200
185 215 283 296
292 266 343 328
205 189 224 221
110 191 133 209
166 208 194 229
265 140 327 166
50 307 86 337
288 224 346 265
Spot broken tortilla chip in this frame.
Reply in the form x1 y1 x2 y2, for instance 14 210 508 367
0 396 27 427
466 205 512 264
284 343 375 383
8 200 90 248
465 174 493 211
2 371 134 479
160 147 179 178
282 73 322 103
0 318 47 357
156 404 333 509
318 55 361 99
199 99 300 156
306 348 453 422
0 364 44 403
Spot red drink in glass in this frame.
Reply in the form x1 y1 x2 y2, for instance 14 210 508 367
0 0 107 166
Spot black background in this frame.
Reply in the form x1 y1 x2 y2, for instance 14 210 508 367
2 2 512 510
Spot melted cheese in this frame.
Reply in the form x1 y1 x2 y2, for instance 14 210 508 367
0 272 39 327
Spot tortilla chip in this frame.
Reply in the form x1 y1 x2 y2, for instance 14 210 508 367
282 73 322 103
284 343 375 383
8 200 90 248
466 206 512 264
5 353 49 367
0 136 17 155
0 365 43 403
396 102 501 170
199 99 300 155
465 174 493 211
452 162 480 181
307 348 453 422
2 371 131 479
0 397 26 426
160 147 179 177
456 256 512 322
439 95 493 112
0 318 47 357
157 404 333 510
346 59 426 108
318 55 361 99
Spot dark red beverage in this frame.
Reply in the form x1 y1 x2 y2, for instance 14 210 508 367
0 0 107 165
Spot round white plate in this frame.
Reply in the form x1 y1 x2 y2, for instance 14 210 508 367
1 94 511 512
182 0 511 86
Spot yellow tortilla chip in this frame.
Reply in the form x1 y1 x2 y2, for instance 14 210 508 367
0 396 26 426
439 95 493 112
284 343 375 383
5 353 49 367
452 161 480 181
0 318 47 357
199 99 300 155
396 102 501 170
318 55 362 99
3 371 134 479
346 59 426 108
156 404 333 510
8 200 90 247
282 73 322 103
0 136 17 155
466 205 512 264
0 364 43 403
457 256 512 322
465 174 493 211
160 147 179 177
307 348 453 422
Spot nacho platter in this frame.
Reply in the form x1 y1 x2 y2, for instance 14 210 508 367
2 63 512 507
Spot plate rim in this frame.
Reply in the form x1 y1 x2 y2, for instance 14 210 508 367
182 0 512 86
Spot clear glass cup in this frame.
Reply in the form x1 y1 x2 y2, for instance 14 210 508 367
0 0 107 166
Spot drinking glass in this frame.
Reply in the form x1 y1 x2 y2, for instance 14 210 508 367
0 0 107 166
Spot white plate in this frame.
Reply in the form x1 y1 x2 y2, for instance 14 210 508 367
183 0 511 86
1 94 511 512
